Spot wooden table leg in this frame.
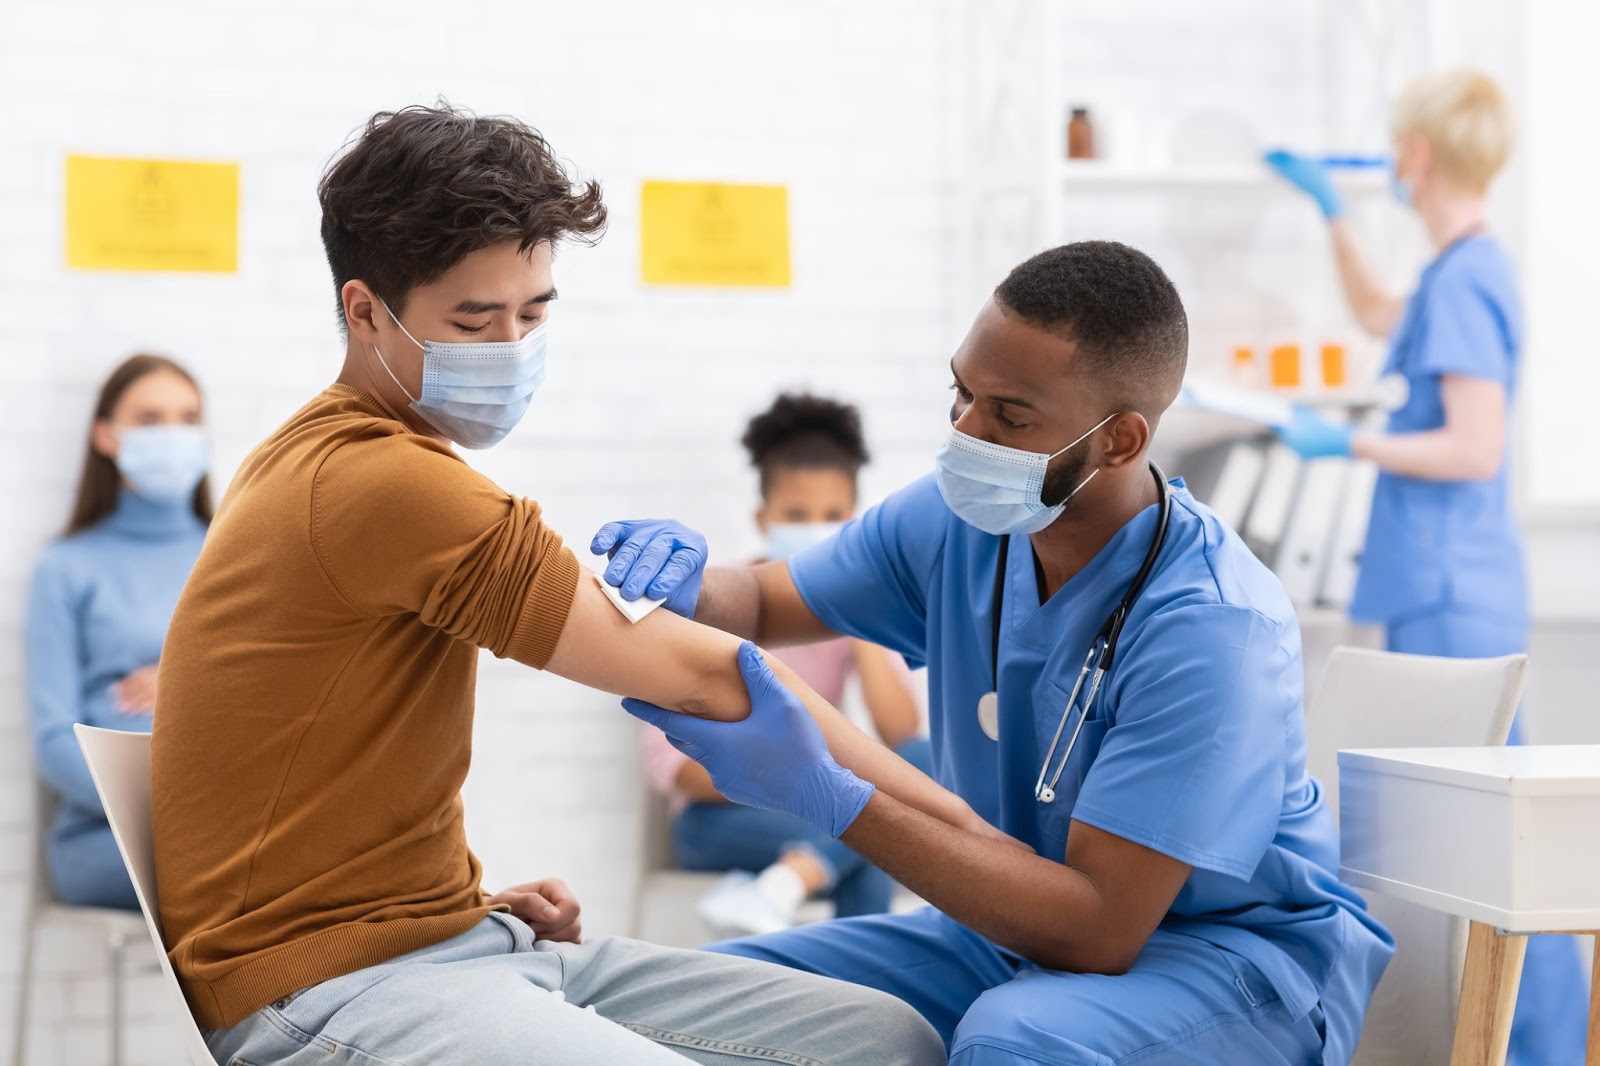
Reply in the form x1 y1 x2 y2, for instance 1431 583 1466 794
1451 921 1527 1066
1586 933 1600 1066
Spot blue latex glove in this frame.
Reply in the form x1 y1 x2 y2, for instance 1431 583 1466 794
1276 406 1354 459
591 519 707 617
623 642 876 838
1264 149 1343 220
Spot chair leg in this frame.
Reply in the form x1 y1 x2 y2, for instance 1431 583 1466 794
13 919 36 1066
1586 932 1600 1066
109 929 127 1066
1451 921 1527 1066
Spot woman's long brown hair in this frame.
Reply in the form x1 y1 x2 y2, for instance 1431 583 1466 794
65 354 214 536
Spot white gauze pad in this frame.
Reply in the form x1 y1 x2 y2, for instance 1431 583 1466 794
590 569 667 623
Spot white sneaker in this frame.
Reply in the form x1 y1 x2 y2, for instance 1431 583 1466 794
697 871 796 939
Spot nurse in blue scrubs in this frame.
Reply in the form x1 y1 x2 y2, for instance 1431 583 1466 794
605 241 1392 1065
1268 70 1586 1066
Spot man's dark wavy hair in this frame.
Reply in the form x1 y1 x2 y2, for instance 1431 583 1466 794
318 103 607 327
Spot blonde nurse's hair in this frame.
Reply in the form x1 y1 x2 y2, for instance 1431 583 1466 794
1391 69 1515 192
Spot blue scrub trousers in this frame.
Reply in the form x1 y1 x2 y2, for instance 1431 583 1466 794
713 907 1325 1065
675 738 932 919
49 822 138 910
1387 606 1589 1066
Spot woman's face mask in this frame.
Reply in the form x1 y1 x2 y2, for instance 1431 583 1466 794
116 425 209 504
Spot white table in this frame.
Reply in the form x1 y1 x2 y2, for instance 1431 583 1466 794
1339 745 1600 1066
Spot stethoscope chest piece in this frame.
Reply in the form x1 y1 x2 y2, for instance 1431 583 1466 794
1037 784 1057 804
976 692 1000 741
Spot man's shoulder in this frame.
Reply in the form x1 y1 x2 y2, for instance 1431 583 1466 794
884 472 946 512
1155 487 1294 629
254 387 461 486
280 386 410 451
856 473 953 543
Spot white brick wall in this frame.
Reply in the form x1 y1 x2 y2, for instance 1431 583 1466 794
2 2 1596 1064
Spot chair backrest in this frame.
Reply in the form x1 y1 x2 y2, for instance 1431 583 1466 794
1305 647 1526 1066
72 725 216 1066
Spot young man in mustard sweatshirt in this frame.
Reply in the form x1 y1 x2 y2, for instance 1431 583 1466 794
151 105 970 1066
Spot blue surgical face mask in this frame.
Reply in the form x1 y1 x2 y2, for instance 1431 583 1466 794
935 413 1115 535
116 425 209 505
764 521 845 561
372 298 548 450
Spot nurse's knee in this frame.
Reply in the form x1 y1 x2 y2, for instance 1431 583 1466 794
951 988 1101 1066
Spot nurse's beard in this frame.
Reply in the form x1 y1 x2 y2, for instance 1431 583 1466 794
1039 451 1091 510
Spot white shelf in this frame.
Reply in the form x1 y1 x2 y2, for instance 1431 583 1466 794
1058 161 1388 193
1273 386 1393 407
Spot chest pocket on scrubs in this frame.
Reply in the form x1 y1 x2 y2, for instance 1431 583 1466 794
1032 675 1112 860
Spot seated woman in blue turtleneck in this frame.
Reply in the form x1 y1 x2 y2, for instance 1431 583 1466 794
26 354 211 909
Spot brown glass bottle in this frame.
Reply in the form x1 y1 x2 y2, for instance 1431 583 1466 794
1067 107 1095 159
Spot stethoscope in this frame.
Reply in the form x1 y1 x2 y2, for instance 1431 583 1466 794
980 462 1172 804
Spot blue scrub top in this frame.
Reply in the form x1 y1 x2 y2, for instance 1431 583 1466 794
1350 234 1526 625
790 475 1392 1062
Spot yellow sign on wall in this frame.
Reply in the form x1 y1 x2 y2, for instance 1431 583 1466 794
66 155 240 273
640 181 790 287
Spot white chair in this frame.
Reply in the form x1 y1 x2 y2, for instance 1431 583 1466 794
70 725 216 1066
14 785 155 1066
1304 646 1525 1066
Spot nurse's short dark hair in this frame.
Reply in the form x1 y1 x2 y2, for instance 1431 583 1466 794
318 102 607 328
995 241 1189 413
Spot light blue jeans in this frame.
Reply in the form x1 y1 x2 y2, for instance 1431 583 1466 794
204 912 945 1065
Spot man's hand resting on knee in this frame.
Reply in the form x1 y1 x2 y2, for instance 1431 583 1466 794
486 878 583 943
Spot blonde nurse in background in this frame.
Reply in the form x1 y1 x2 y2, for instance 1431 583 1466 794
640 393 933 937
1267 70 1587 1066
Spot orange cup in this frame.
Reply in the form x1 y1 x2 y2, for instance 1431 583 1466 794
1268 344 1302 389
1320 343 1347 389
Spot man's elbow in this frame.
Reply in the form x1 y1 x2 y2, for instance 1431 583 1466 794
676 657 756 724
1022 929 1146 976
677 688 750 724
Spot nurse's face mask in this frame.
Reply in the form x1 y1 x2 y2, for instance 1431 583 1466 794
936 412 1116 536
371 296 548 450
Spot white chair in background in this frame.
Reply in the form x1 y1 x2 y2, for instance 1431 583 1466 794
1304 646 1525 1066
14 786 154 1066
70 725 216 1066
